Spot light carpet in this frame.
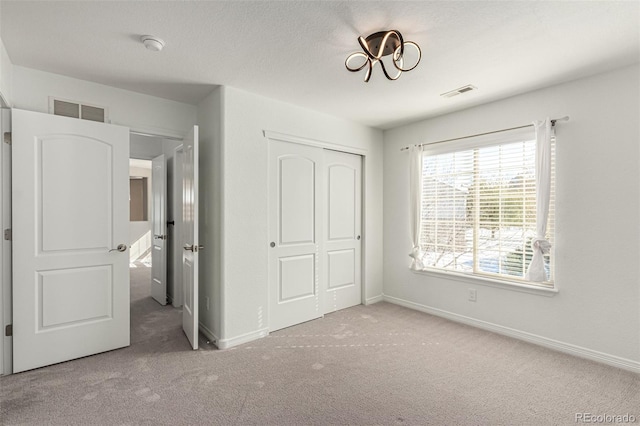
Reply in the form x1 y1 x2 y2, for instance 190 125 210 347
1 263 638 425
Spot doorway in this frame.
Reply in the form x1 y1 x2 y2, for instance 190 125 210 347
128 135 183 345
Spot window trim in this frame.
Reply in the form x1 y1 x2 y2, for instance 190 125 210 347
411 267 558 297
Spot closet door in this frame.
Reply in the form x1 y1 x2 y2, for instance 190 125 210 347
268 140 323 331
323 150 362 313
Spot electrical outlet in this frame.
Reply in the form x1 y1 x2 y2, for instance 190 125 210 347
205 296 210 311
468 289 477 302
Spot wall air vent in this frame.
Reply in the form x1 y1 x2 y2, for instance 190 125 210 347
49 97 109 123
440 85 477 98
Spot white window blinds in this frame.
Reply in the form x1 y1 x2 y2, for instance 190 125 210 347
419 130 555 284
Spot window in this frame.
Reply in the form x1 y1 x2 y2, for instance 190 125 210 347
418 130 555 285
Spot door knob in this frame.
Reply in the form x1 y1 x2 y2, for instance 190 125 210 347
184 244 205 252
109 244 127 252
154 234 167 240
357 235 361 240
270 242 276 248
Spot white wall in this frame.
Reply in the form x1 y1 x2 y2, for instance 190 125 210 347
214 86 384 348
0 38 13 107
12 66 197 138
197 87 224 341
383 65 640 371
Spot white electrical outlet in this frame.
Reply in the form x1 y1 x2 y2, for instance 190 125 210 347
468 289 477 302
205 296 210 310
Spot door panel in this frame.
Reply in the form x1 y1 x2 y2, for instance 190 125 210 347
39 266 112 329
279 157 316 244
327 249 355 289
269 141 323 332
151 154 167 305
12 109 129 373
328 165 357 240
40 137 111 251
279 254 315 301
323 150 362 314
182 126 199 350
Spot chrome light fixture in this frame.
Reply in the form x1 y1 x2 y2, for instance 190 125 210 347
345 30 421 82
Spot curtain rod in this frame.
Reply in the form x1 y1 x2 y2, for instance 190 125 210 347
399 116 569 151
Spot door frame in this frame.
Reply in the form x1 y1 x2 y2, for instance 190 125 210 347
1 108 11 375
263 130 368 329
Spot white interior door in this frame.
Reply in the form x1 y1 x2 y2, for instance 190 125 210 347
182 126 199 349
170 146 184 307
12 109 129 373
151 154 167 305
323 150 362 313
268 140 323 332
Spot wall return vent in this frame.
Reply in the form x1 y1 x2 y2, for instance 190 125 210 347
49 97 109 123
440 84 477 98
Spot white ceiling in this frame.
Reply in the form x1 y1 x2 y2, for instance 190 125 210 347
1 1 638 129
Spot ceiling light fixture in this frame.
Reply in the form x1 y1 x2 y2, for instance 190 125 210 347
141 35 165 52
345 30 421 82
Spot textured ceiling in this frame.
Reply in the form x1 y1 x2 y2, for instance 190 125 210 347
1 1 638 129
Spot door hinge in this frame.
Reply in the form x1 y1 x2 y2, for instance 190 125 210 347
3 132 11 145
3 229 10 241
5 324 12 337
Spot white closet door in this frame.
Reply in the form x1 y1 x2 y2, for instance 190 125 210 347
323 150 362 313
268 140 323 331
12 109 130 373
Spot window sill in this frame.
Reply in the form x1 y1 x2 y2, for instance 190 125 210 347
410 268 558 297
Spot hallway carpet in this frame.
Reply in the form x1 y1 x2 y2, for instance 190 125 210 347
1 264 638 425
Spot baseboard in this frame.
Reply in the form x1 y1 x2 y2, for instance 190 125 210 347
215 327 270 350
383 294 640 374
365 294 384 305
198 322 220 349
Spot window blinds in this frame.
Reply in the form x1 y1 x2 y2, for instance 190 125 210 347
420 135 555 282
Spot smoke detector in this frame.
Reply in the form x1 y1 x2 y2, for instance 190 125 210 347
141 35 165 52
440 84 477 98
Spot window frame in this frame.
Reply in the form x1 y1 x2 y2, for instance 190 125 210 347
415 126 556 289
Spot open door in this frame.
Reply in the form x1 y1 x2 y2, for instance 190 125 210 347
12 109 129 373
151 154 167 305
182 126 199 349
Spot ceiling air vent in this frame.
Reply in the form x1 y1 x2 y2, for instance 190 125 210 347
49 97 109 123
440 85 477 98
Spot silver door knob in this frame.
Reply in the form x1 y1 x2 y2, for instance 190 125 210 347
357 235 361 240
184 244 194 252
154 235 167 240
270 242 275 248
109 244 127 252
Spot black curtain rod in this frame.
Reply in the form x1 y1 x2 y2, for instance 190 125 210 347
399 116 569 151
